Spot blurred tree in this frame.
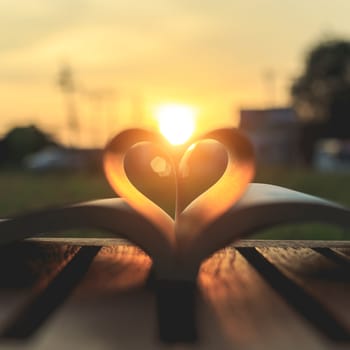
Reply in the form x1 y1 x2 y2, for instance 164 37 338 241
0 125 57 166
291 39 350 162
292 39 350 135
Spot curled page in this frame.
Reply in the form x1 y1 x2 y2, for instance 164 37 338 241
175 128 255 246
104 129 175 239
0 198 175 272
184 183 350 268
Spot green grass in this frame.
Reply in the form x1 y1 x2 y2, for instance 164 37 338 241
255 166 350 207
0 167 349 240
0 170 114 216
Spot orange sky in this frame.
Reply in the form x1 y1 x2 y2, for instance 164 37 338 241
1 0 350 146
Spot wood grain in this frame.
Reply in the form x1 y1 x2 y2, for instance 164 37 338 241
257 247 350 331
0 242 78 331
29 237 350 248
333 248 350 260
199 248 336 350
0 240 349 349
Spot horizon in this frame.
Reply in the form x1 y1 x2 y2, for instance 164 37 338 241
1 1 350 147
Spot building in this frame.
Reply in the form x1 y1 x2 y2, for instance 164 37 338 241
313 139 350 172
24 146 102 171
239 107 299 165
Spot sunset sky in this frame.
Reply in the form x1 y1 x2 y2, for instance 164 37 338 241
1 0 350 146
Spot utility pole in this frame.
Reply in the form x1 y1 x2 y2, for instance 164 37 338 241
262 69 277 108
58 64 79 146
80 87 115 146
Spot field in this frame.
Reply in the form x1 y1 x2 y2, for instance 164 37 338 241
0 167 349 240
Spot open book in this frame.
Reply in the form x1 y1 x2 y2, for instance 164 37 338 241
0 128 349 281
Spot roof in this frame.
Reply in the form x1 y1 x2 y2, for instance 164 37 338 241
240 107 298 129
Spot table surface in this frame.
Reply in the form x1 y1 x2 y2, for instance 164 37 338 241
0 238 348 350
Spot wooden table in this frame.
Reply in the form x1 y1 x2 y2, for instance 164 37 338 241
0 238 348 349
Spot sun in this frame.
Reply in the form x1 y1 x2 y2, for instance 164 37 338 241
155 104 196 145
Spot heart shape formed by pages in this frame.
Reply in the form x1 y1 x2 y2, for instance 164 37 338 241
103 128 255 248
122 139 228 218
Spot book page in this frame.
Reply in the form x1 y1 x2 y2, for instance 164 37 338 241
181 183 350 269
0 198 175 271
104 128 175 238
175 128 255 248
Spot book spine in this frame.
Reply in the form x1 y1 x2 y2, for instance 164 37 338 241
154 278 197 344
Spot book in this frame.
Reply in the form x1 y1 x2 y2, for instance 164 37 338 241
0 128 349 281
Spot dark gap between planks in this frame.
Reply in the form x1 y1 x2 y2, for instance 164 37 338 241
313 248 350 269
237 247 350 343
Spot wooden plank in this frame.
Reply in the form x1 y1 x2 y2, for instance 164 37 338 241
236 240 350 248
198 247 335 350
29 237 131 247
0 243 79 336
5 245 155 350
0 243 78 330
257 247 350 333
71 245 152 294
1 241 349 349
29 237 350 248
314 248 350 268
1 246 100 340
2 245 331 350
0 242 79 287
332 248 350 261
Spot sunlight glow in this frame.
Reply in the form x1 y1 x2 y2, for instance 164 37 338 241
155 104 196 145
